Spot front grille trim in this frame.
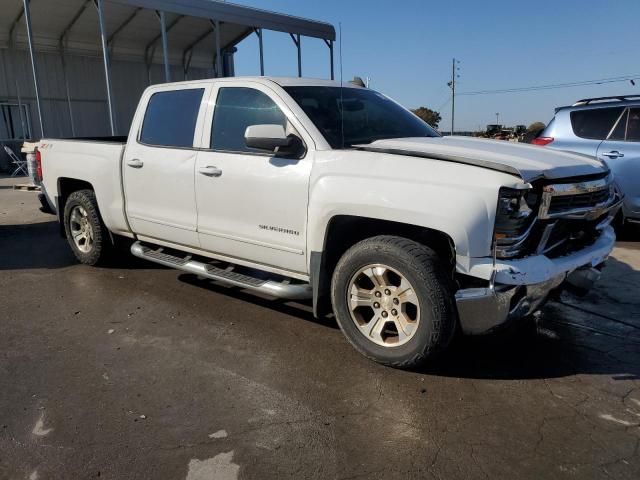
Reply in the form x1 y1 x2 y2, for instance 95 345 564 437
548 189 610 214
538 175 615 220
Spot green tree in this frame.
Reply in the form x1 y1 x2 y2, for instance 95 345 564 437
527 121 546 133
411 107 442 129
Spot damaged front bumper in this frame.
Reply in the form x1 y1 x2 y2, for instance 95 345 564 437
455 225 615 335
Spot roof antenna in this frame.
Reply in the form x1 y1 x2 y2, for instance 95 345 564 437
339 22 345 149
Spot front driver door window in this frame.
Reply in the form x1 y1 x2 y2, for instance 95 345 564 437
211 87 287 153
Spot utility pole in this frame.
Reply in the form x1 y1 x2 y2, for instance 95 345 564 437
447 58 460 135
495 112 500 125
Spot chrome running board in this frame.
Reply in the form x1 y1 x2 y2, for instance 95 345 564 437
130 241 312 300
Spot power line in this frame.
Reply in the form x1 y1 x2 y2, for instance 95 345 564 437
458 74 640 96
434 96 451 113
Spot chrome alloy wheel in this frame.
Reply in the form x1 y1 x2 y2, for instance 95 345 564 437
69 205 94 253
347 264 420 347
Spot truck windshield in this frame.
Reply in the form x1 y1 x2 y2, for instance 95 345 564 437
283 86 440 148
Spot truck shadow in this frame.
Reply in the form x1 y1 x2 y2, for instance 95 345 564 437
177 273 337 330
420 254 640 380
179 270 640 381
0 221 165 270
4 221 638 382
420 317 640 381
0 221 77 269
176 253 640 381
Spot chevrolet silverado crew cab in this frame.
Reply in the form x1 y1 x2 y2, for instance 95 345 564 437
35 77 622 368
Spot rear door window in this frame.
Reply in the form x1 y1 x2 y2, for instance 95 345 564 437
570 107 624 140
140 89 204 148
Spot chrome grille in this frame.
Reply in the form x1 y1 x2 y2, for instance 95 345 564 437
498 174 622 259
538 175 614 220
548 188 611 214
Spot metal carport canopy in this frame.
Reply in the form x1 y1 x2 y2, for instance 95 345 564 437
110 0 336 40
1 0 336 68
1 0 336 137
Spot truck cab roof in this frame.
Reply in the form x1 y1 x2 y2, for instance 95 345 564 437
154 76 363 89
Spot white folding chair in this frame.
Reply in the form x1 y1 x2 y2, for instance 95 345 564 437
4 145 28 177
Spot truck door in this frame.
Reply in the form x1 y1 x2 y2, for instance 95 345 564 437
123 85 208 247
597 107 640 218
194 83 312 274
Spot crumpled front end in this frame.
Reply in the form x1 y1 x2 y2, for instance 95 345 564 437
455 173 622 335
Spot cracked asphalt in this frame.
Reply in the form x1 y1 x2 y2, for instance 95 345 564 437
1 175 639 480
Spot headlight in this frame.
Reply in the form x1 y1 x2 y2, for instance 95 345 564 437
494 187 537 258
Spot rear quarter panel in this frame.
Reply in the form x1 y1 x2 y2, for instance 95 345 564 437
40 139 130 235
543 109 602 157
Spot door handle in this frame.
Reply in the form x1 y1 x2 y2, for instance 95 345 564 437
127 158 144 168
199 165 222 177
601 151 624 159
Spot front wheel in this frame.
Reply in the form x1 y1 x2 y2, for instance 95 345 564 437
63 189 111 265
331 236 456 369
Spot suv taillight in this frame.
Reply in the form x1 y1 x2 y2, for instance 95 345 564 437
35 149 42 181
531 136 554 146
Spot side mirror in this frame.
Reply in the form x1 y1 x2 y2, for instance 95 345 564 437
245 124 305 158
245 124 290 151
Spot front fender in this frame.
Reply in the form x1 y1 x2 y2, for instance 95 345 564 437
307 174 498 261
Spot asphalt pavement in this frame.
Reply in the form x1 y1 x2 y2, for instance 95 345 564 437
1 175 639 480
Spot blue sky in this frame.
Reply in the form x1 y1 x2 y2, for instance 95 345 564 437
232 0 640 131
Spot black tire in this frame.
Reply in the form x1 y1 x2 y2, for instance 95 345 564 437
63 189 111 265
330 235 456 369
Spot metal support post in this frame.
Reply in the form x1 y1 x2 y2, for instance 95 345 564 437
22 0 44 137
289 34 302 77
59 44 76 136
215 20 222 77
297 35 301 77
325 39 334 80
255 28 264 75
182 49 193 80
5 31 28 138
158 11 171 82
95 0 116 135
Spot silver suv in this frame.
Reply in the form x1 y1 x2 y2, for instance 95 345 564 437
534 95 640 225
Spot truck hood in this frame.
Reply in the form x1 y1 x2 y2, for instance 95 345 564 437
355 136 608 182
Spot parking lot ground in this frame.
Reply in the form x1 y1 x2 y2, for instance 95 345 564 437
1 175 639 480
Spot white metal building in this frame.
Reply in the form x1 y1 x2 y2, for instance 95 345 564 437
0 0 335 171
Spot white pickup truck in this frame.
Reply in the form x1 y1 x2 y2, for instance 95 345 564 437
36 77 622 368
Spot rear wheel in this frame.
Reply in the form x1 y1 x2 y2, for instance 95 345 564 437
63 189 111 265
331 235 456 369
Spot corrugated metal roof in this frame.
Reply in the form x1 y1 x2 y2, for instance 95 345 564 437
111 0 335 40
0 0 335 67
